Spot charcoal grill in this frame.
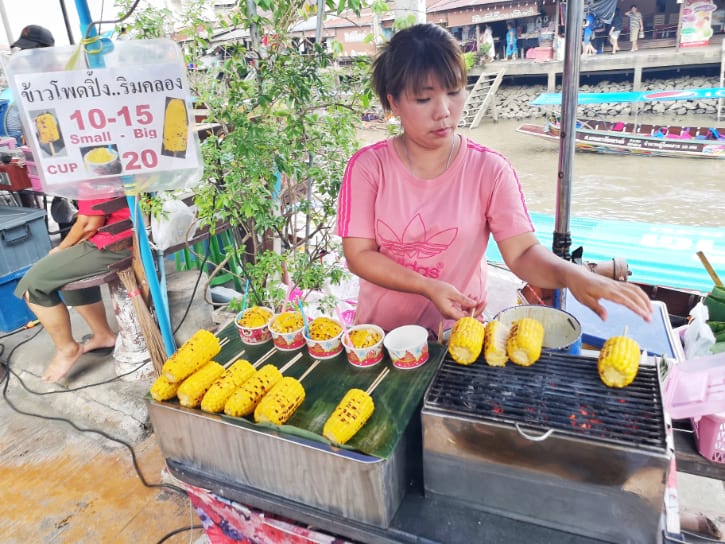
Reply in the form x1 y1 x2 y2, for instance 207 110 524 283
421 351 672 544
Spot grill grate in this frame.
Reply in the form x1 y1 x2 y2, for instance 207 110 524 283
424 351 667 452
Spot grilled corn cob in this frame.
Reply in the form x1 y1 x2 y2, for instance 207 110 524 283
177 361 225 408
162 329 221 383
448 317 485 365
254 376 306 425
507 318 544 366
200 359 256 413
224 364 282 417
36 112 60 144
484 319 510 367
322 388 375 445
597 336 641 388
149 374 180 402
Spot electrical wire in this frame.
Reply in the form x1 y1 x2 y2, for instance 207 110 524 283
84 0 142 39
0 330 196 541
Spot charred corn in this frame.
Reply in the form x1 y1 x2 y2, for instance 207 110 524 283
200 359 256 413
177 361 225 408
484 319 510 367
224 364 282 417
149 374 180 402
597 336 641 388
448 317 485 365
507 318 544 366
162 329 221 383
322 388 375 445
36 112 60 144
254 376 306 425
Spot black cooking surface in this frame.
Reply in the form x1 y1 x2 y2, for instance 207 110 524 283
424 351 667 452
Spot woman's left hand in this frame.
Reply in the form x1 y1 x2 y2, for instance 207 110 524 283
566 266 652 322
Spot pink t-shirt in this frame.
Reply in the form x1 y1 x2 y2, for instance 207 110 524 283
79 198 132 250
336 135 534 333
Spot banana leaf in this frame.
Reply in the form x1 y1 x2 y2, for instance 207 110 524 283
214 321 446 459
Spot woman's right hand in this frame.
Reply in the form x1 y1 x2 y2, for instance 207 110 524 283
425 279 482 321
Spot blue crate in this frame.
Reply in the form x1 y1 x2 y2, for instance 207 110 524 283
0 265 36 332
0 206 51 276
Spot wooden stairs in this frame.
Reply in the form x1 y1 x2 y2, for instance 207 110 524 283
458 69 505 128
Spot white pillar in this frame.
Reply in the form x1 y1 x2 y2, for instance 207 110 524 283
0 0 14 47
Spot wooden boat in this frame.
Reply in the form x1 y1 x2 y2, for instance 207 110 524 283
518 87 725 158
517 119 725 158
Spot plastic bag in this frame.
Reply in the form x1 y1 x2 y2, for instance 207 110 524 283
150 196 198 251
683 301 715 359
639 30 644 39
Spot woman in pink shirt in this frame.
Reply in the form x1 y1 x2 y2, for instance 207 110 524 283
336 23 651 335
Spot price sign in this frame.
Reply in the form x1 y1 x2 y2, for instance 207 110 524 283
6 39 202 198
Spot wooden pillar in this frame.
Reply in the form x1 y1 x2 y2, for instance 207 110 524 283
548 70 556 92
633 66 642 90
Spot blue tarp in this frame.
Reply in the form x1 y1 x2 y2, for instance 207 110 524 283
485 212 723 293
531 88 725 106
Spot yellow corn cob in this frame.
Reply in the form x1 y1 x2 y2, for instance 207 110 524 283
484 319 510 367
254 376 306 425
162 329 221 383
200 359 256 413
507 318 544 366
322 388 375 445
149 374 180 402
597 336 641 388
163 98 188 153
224 364 283 417
36 112 60 144
177 361 225 408
448 317 485 365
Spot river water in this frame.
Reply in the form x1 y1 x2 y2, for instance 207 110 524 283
461 116 724 228
360 115 724 228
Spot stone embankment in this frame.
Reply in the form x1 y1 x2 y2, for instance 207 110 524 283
493 75 722 119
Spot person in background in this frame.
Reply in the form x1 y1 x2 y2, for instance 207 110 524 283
609 8 623 54
14 198 133 382
582 12 597 55
625 4 643 51
480 25 495 63
336 23 652 336
554 26 566 61
10 24 78 240
505 21 518 60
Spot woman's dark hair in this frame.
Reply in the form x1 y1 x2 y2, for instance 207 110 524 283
371 24 467 112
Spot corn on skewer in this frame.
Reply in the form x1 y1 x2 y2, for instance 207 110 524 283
149 374 180 402
507 318 544 366
254 359 321 425
484 320 510 367
177 361 226 408
323 368 389 445
176 344 239 408
199 349 250 413
448 316 485 365
161 330 225 383
597 329 641 388
223 353 303 417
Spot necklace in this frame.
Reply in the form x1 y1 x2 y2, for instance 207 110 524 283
400 133 458 177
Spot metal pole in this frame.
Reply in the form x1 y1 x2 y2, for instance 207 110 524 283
0 0 13 47
553 0 584 309
59 0 76 44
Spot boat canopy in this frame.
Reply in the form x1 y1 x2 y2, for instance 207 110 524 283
531 88 725 106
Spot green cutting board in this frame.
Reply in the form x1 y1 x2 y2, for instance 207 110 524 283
214 321 445 459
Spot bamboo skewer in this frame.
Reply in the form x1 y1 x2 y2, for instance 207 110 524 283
223 349 246 368
696 251 723 287
298 359 321 383
279 352 303 374
255 346 278 367
366 367 390 395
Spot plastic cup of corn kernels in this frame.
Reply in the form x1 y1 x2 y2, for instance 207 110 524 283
268 310 306 351
303 317 344 360
235 306 274 345
342 324 385 368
